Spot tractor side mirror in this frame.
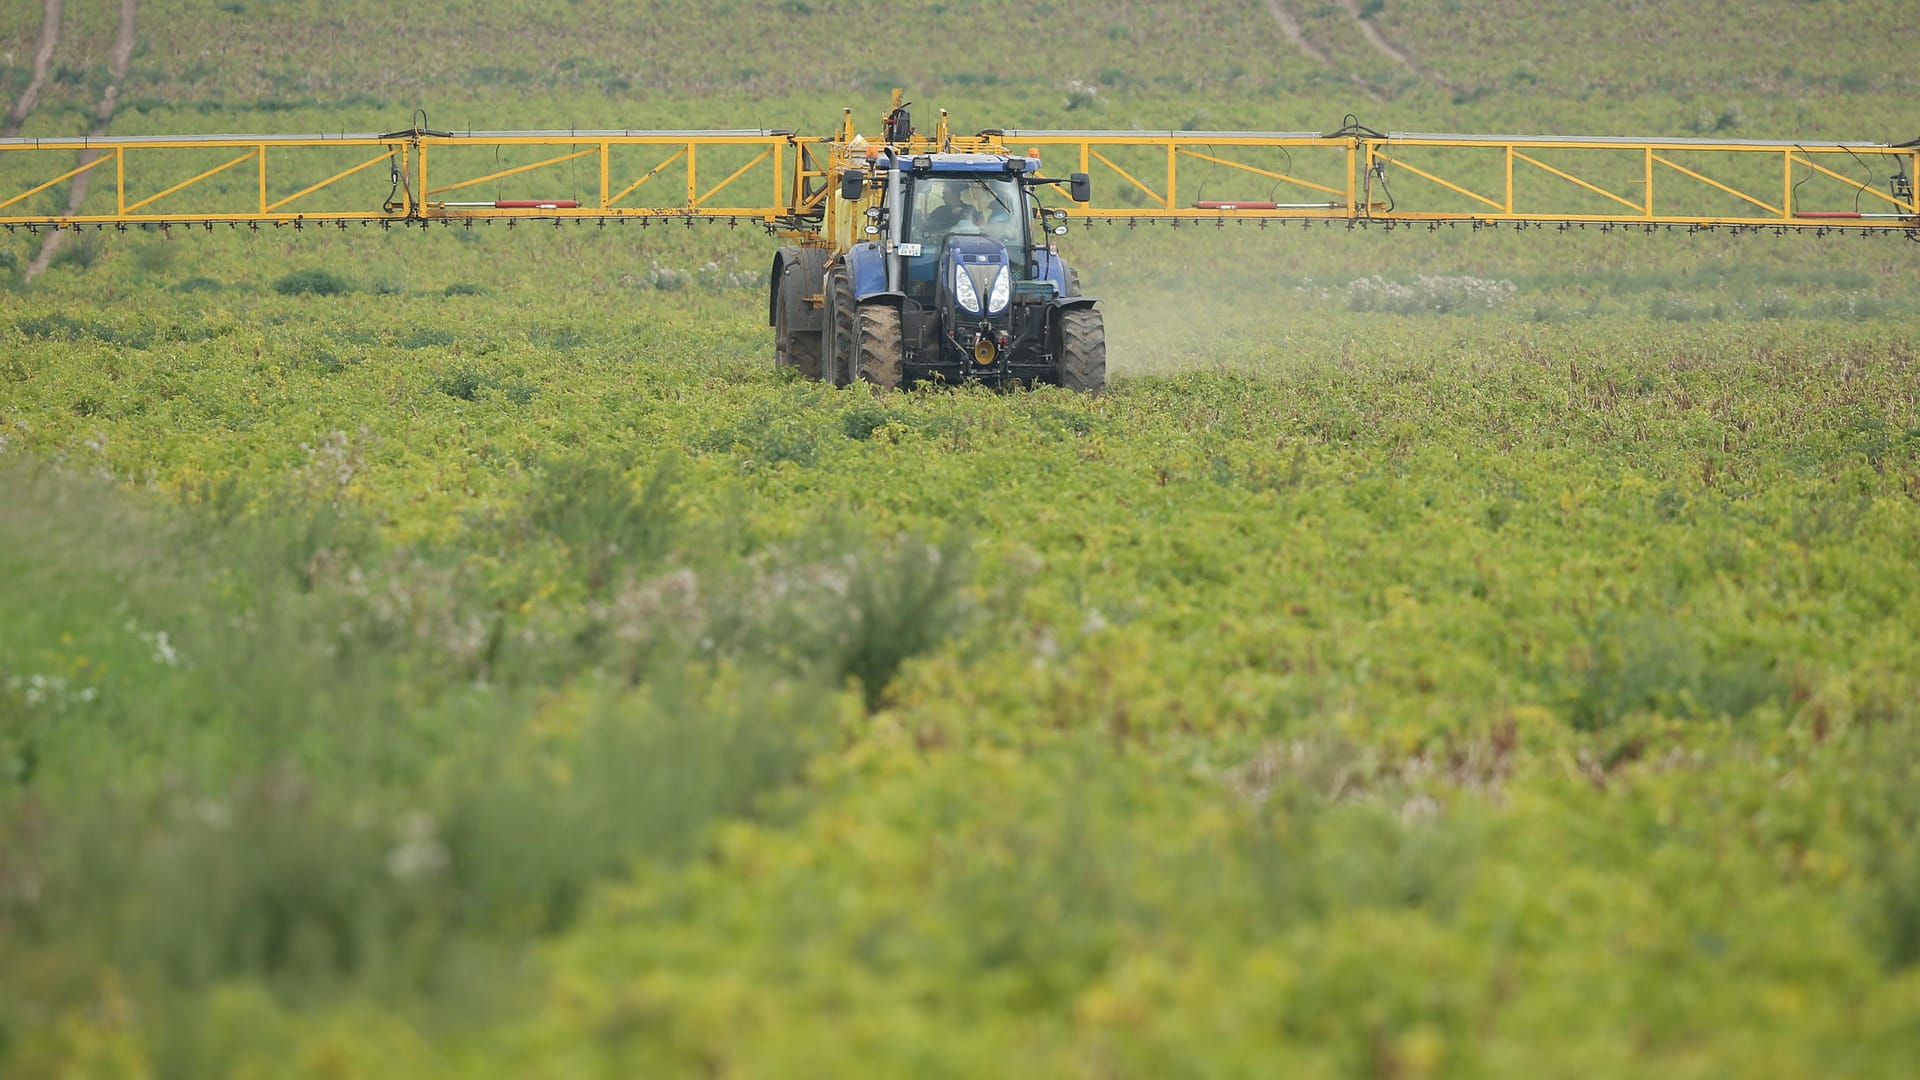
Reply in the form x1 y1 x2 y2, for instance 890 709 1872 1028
841 170 866 202
1068 172 1091 203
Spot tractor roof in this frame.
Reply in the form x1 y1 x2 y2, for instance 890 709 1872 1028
886 152 1042 176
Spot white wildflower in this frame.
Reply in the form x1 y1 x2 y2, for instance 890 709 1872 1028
386 811 449 880
1343 274 1515 314
150 630 179 667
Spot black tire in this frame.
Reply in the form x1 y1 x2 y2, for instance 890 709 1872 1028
1057 306 1106 394
825 265 903 390
854 303 903 390
1065 264 1083 298
774 275 825 380
825 264 856 387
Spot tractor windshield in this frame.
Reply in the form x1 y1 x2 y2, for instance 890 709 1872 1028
906 176 1025 251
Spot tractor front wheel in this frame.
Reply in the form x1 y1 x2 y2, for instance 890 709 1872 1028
826 265 856 386
1056 306 1106 394
854 304 902 389
826 264 902 390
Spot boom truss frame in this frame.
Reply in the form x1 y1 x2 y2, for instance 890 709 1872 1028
2 122 1915 233
1009 129 1920 231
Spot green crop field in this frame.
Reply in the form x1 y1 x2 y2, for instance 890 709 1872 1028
3 3 1919 1077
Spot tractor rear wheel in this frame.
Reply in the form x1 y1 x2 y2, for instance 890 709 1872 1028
1057 306 1106 394
775 277 825 380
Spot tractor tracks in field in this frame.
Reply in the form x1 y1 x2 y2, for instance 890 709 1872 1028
1262 0 1383 103
1261 0 1331 67
1264 0 1454 103
24 0 135 283
1332 0 1456 96
3 0 63 138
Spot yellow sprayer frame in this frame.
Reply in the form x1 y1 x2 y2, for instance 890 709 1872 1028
0 129 818 228
2 122 1915 233
1006 129 1919 230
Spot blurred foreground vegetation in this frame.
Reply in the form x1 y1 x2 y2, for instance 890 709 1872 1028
4 283 1918 1074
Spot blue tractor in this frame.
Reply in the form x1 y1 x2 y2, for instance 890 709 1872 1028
769 104 1104 393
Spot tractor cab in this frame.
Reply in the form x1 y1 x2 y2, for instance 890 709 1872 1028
888 159 1034 302
900 172 1026 303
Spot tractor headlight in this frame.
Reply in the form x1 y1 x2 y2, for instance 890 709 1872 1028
986 265 1011 313
953 263 982 313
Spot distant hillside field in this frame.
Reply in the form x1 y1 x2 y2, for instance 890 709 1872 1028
4 0 1915 134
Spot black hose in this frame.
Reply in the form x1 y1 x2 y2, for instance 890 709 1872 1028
1329 114 1386 140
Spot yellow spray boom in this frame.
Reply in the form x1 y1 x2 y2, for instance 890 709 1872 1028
3 108 1915 233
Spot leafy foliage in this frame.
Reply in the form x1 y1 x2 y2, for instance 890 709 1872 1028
272 268 354 296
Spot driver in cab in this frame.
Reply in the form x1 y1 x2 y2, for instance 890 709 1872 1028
922 185 980 236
